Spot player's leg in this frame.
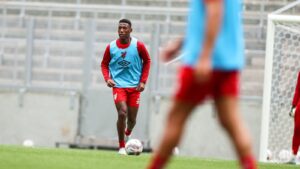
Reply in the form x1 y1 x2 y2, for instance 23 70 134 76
113 88 128 154
126 106 138 141
127 106 138 129
125 89 141 141
287 104 300 164
213 71 256 169
147 100 196 169
115 101 128 146
292 104 300 158
214 97 256 169
147 66 208 169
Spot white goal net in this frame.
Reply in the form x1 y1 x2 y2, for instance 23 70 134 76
260 1 300 162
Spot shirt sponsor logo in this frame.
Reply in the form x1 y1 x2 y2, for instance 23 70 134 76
118 51 131 68
118 60 131 67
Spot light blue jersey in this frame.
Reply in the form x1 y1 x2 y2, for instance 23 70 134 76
109 37 143 88
182 0 244 70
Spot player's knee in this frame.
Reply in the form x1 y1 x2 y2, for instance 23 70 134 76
118 114 126 122
119 106 127 113
118 108 127 120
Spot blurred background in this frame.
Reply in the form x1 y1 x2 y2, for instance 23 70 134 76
0 0 299 161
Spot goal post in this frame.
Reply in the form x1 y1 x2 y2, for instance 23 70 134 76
260 1 300 162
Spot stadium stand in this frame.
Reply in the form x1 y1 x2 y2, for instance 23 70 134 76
0 0 297 97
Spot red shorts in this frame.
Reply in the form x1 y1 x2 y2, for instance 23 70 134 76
175 66 240 104
112 88 141 107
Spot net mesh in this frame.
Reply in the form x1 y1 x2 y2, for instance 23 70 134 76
267 21 300 161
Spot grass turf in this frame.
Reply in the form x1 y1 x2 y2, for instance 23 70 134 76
0 145 297 169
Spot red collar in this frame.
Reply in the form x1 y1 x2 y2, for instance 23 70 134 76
116 38 131 49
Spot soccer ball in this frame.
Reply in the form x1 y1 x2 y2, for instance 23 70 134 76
125 139 143 155
278 149 291 162
266 149 273 161
23 139 34 147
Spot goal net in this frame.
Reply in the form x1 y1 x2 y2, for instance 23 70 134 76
260 1 300 162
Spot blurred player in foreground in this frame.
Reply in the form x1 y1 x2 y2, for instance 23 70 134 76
288 71 300 164
101 19 151 155
147 0 257 168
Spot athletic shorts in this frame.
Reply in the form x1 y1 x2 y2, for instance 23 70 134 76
112 88 141 107
174 66 240 104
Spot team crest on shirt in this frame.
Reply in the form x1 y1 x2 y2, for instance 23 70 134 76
121 51 127 59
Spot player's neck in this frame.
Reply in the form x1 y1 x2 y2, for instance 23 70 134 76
119 37 131 44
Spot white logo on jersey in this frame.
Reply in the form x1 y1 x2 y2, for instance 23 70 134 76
114 93 117 100
136 97 140 105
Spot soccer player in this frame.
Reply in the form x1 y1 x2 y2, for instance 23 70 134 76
147 0 257 169
288 71 300 164
101 19 151 155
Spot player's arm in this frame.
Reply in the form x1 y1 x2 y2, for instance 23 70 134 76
101 45 116 87
159 37 183 62
194 0 223 81
137 41 151 92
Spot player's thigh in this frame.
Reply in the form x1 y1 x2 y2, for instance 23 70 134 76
214 96 247 138
212 71 240 98
127 88 141 108
213 71 240 124
175 66 211 104
113 88 128 115
167 100 197 125
126 89 140 120
113 88 127 104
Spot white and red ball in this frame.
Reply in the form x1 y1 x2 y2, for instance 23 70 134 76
125 139 143 155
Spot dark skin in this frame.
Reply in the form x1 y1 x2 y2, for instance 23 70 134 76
148 1 255 168
106 22 145 143
106 22 145 91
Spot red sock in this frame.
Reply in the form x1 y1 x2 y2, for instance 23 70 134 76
147 155 168 169
125 128 132 136
240 155 257 169
119 140 125 148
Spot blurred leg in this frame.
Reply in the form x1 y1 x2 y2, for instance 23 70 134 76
214 96 256 169
147 100 196 169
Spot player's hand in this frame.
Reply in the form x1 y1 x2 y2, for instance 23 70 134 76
106 79 116 88
194 56 212 83
136 82 145 92
160 38 182 62
289 107 296 117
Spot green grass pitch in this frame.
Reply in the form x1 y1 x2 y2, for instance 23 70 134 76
0 145 297 169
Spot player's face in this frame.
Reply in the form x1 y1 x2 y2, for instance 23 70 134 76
118 23 132 40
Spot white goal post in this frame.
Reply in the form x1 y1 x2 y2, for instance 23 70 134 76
260 0 300 162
